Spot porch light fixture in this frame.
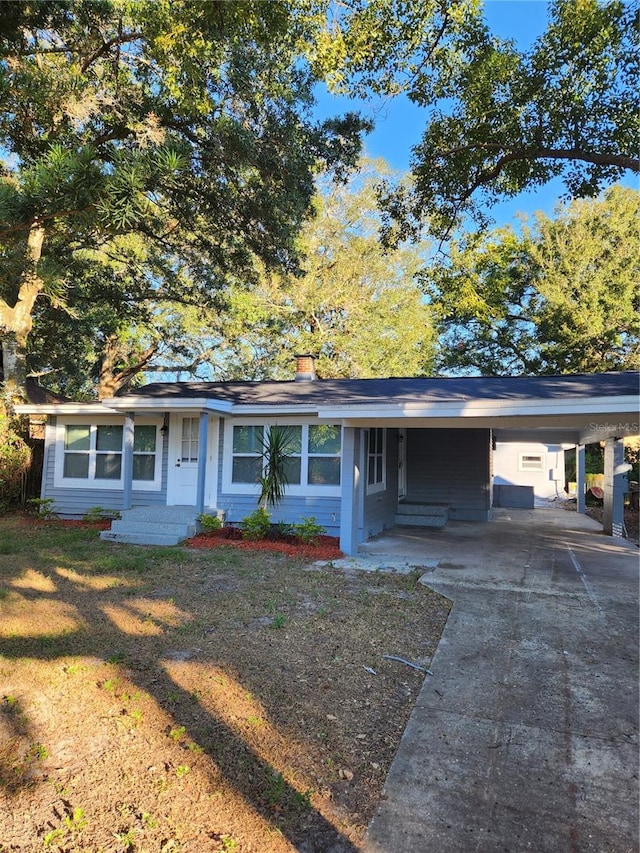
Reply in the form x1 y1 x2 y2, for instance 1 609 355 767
160 416 169 437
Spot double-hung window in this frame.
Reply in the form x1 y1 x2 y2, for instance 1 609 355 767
307 425 341 485
366 427 386 494
133 425 158 481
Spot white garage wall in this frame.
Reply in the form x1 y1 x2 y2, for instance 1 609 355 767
493 442 566 500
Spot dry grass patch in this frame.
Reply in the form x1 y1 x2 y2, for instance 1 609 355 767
0 516 450 852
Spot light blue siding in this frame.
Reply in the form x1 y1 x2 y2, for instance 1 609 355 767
216 494 341 537
214 419 340 535
405 428 491 521
41 417 168 518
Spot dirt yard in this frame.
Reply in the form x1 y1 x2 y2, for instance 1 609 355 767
0 517 450 852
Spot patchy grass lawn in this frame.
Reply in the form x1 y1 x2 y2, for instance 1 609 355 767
0 516 450 852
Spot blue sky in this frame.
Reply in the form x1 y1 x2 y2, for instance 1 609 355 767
314 0 627 231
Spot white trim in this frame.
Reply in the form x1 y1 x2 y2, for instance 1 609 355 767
16 392 638 423
102 396 233 414
230 405 322 415
317 394 640 421
221 417 342 498
366 427 387 495
16 403 118 416
53 416 162 491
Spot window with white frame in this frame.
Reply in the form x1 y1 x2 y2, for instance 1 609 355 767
307 424 341 485
226 422 341 493
57 421 161 489
518 452 545 472
366 427 386 494
231 424 264 483
133 425 158 480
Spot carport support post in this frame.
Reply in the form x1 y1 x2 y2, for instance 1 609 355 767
340 427 360 556
122 412 134 511
603 436 625 537
576 444 586 514
195 412 208 515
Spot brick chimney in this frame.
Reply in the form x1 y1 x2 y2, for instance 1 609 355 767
295 354 317 381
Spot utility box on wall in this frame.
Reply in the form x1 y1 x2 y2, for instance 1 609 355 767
493 484 535 509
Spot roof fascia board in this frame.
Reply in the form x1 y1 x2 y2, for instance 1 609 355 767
102 397 233 414
318 395 639 420
15 403 119 416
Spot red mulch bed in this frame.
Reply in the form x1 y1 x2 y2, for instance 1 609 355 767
186 529 343 560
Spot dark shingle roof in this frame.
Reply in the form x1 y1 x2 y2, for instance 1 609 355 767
127 372 639 408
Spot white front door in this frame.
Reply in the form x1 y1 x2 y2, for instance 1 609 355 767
167 415 200 505
166 415 219 507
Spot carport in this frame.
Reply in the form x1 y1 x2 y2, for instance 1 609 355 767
321 372 639 554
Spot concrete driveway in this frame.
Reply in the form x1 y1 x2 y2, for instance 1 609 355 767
359 508 639 853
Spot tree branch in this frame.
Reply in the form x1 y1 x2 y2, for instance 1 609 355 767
80 32 143 73
0 204 96 238
442 142 639 174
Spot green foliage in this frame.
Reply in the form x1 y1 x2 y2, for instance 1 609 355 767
26 497 58 519
241 507 272 541
319 0 638 242
258 426 297 510
0 413 31 508
198 513 223 532
82 506 120 523
0 1 369 397
206 159 436 381
426 186 640 375
293 517 326 543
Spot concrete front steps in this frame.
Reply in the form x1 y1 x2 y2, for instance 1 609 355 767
100 506 205 546
394 502 450 529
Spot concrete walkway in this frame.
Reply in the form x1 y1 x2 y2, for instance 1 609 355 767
360 509 639 853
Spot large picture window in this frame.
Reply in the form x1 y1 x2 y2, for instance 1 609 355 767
57 421 160 490
226 422 341 494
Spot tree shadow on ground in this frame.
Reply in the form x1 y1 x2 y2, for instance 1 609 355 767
0 533 361 851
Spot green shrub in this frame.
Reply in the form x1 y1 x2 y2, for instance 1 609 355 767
82 506 120 522
198 512 223 532
293 516 325 543
241 507 272 540
26 497 59 519
275 520 294 538
0 414 31 509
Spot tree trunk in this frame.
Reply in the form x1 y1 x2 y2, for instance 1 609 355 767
0 223 46 402
96 334 159 399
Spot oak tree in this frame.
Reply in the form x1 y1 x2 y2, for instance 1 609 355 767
0 0 367 398
425 185 640 375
